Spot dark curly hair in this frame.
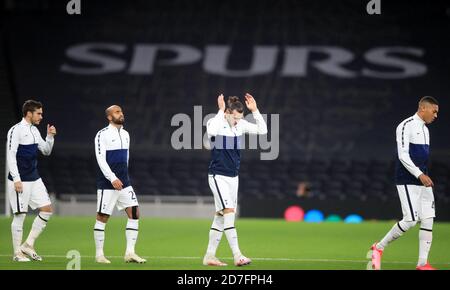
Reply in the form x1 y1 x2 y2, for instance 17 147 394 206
226 96 244 113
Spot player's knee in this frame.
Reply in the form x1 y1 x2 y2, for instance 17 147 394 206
399 219 417 231
212 214 225 230
12 213 26 227
39 211 53 222
130 206 139 219
420 218 434 230
40 204 53 213
223 208 235 214
96 213 110 223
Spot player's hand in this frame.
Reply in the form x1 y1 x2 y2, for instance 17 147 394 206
111 179 123 190
244 93 258 112
14 181 23 193
47 124 57 137
418 174 434 187
218 94 225 112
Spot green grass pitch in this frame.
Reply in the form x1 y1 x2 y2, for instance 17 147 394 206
0 216 449 270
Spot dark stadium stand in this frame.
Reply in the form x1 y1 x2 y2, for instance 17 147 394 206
0 31 21 213
36 154 450 205
2 0 450 218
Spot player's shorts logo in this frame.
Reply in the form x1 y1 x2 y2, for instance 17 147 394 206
129 191 136 201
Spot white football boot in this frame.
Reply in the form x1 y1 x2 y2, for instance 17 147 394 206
13 251 31 262
124 252 147 263
234 254 252 266
95 255 111 264
203 255 228 266
20 243 42 261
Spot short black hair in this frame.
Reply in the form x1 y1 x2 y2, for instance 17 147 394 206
22 100 43 117
419 96 439 106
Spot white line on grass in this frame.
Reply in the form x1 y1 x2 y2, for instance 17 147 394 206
1 254 448 265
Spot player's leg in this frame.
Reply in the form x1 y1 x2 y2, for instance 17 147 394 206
367 184 418 269
11 214 27 260
416 186 436 270
379 184 421 249
94 189 116 263
212 175 251 266
221 175 250 266
203 212 226 266
21 204 52 261
205 212 225 258
94 212 110 263
119 186 145 263
223 206 250 266
124 205 139 255
8 180 30 261
203 175 227 266
21 179 52 261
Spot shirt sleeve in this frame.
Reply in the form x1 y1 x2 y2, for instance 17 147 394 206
6 126 21 182
126 132 130 164
241 110 268 135
396 122 423 178
36 127 54 156
206 110 225 137
95 131 118 182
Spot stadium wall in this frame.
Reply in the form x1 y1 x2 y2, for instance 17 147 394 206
5 194 449 221
239 197 450 221
52 195 215 218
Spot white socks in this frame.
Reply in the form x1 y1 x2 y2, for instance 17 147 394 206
418 218 433 266
376 218 434 267
377 220 416 250
126 219 139 254
223 212 241 257
206 215 224 257
11 214 26 254
94 220 106 257
94 219 140 257
25 212 52 247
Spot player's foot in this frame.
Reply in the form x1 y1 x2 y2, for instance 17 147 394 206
13 251 31 262
234 254 252 266
416 263 436 270
95 255 111 264
124 252 147 263
366 242 383 270
203 255 228 266
20 243 42 261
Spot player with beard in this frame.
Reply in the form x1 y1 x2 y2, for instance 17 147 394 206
93 105 146 264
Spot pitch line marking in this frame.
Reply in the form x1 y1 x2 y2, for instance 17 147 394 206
1 254 448 265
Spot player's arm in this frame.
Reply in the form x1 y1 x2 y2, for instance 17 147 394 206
126 132 130 164
37 124 56 156
7 127 22 192
396 122 433 187
242 93 268 135
206 94 226 136
95 132 123 190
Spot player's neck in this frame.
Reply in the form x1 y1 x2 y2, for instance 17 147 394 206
416 112 426 123
109 122 123 129
23 117 32 125
225 115 237 128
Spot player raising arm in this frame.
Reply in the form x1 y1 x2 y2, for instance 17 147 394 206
7 100 56 262
203 93 267 267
